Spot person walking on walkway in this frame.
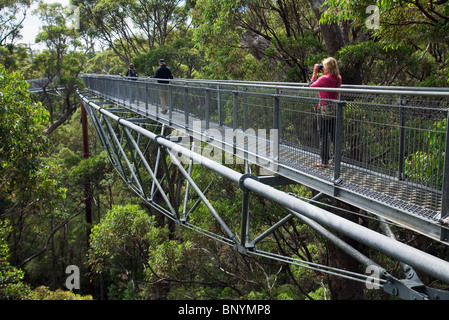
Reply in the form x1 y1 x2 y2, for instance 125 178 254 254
152 59 174 114
309 57 342 168
125 63 138 79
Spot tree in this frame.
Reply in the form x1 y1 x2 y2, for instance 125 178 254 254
79 0 190 65
0 0 30 46
89 204 192 299
132 33 205 79
321 0 449 86
128 0 189 49
191 0 347 82
322 0 449 44
0 220 30 299
0 65 69 289
0 64 52 215
32 2 91 134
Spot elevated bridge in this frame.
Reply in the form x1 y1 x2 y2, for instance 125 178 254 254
27 77 57 93
76 74 449 299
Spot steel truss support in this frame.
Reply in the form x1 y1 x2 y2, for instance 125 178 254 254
79 90 449 299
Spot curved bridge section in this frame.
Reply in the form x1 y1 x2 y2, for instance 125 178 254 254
27 77 60 93
80 74 449 243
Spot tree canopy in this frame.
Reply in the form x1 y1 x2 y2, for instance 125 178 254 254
1 0 449 301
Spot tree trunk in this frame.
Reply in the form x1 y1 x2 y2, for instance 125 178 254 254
326 240 365 300
325 198 366 300
308 0 346 56
308 0 366 84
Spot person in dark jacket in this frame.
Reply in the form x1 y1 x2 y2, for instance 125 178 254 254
125 63 138 79
124 63 138 103
153 59 173 114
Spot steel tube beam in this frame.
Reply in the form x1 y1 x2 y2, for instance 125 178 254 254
250 192 325 246
165 148 237 241
123 127 178 218
78 91 449 284
242 177 449 284
80 74 449 97
289 207 383 270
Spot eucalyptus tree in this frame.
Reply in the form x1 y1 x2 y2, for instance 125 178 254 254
0 0 31 46
320 0 449 86
32 1 92 134
79 0 190 65
0 0 32 70
0 65 69 290
191 0 336 82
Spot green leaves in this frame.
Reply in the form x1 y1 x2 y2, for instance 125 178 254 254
0 65 50 190
0 220 31 299
405 118 447 187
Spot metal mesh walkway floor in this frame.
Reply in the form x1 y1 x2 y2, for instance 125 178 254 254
279 144 442 219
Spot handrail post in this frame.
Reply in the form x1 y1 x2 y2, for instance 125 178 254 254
243 87 248 131
273 89 282 168
233 87 239 156
233 86 238 130
218 85 223 126
440 109 449 241
205 88 210 130
398 96 407 180
240 181 250 252
145 82 149 116
122 79 126 106
168 83 173 123
333 101 344 193
128 80 131 108
156 83 160 116
184 84 189 127
273 88 280 131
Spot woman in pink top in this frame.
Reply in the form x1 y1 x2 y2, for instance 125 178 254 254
309 57 342 168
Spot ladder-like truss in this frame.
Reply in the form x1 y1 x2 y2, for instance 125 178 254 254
78 83 449 300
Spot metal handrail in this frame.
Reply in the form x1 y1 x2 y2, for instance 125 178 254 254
80 73 449 97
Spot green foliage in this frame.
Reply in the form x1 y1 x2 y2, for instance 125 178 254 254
84 49 125 75
322 0 449 86
132 32 205 79
0 65 49 172
69 151 112 191
0 44 29 72
133 45 178 76
337 41 406 85
89 204 157 266
89 204 193 299
146 238 194 281
2 0 449 302
306 285 328 300
0 220 30 299
190 0 281 81
0 65 66 219
405 118 447 187
25 286 92 300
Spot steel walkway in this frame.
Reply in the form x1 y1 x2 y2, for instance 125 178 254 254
74 75 449 299
79 74 449 244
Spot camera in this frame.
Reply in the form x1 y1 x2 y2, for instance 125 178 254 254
318 63 324 72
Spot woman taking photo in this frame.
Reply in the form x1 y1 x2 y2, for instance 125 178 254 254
309 57 342 168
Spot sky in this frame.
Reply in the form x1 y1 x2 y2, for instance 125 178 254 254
19 0 71 47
